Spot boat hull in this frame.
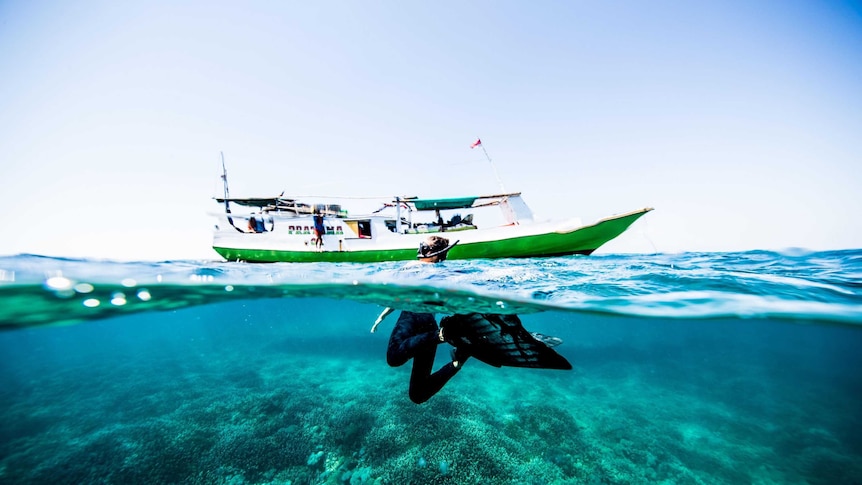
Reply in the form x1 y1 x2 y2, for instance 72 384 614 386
212 208 652 263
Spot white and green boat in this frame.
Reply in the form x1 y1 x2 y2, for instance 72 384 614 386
212 191 652 263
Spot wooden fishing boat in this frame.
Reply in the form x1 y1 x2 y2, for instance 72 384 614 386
212 172 652 263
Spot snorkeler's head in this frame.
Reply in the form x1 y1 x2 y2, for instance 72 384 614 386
417 236 459 262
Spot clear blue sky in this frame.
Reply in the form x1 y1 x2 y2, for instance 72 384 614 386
1 1 860 260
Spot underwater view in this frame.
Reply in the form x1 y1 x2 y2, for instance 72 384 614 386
1 251 861 484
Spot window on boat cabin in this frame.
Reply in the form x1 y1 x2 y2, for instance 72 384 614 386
344 220 372 238
357 220 372 238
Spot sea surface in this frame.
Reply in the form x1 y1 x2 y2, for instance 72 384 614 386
1 250 861 484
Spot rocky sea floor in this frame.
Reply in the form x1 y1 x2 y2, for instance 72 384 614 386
2 316 860 485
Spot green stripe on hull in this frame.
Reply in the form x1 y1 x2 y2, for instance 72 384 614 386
213 209 650 263
213 247 418 263
450 209 649 260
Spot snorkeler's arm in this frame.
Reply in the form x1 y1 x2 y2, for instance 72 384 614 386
371 307 395 333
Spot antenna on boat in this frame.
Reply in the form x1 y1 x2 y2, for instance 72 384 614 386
472 138 506 192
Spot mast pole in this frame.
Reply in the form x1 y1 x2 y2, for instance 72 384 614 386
220 152 243 232
395 196 402 234
476 138 506 192
221 152 230 202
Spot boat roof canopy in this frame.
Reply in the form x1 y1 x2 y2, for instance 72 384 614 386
215 192 525 212
404 192 522 211
215 197 297 208
408 196 479 210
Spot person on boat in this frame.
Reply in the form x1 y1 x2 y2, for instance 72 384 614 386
378 235 471 404
247 212 267 233
312 212 325 250
435 209 445 232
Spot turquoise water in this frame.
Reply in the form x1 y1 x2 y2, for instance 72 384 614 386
1 250 861 484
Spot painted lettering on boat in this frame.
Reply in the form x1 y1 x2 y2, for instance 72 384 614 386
285 225 344 235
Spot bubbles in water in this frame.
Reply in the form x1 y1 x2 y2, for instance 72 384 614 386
45 276 72 290
45 276 75 298
74 283 94 294
110 293 127 306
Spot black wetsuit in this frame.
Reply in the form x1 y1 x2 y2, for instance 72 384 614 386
387 311 460 404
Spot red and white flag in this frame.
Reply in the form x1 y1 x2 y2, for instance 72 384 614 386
470 138 482 149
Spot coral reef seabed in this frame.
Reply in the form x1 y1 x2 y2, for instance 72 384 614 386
1 335 860 485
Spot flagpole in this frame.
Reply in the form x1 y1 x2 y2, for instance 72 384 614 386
474 138 506 192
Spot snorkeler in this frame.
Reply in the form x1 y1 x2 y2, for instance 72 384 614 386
381 236 469 404
376 235 571 404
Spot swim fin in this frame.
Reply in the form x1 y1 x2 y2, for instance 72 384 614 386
440 314 572 370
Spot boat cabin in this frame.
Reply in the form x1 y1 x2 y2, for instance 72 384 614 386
214 192 533 238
